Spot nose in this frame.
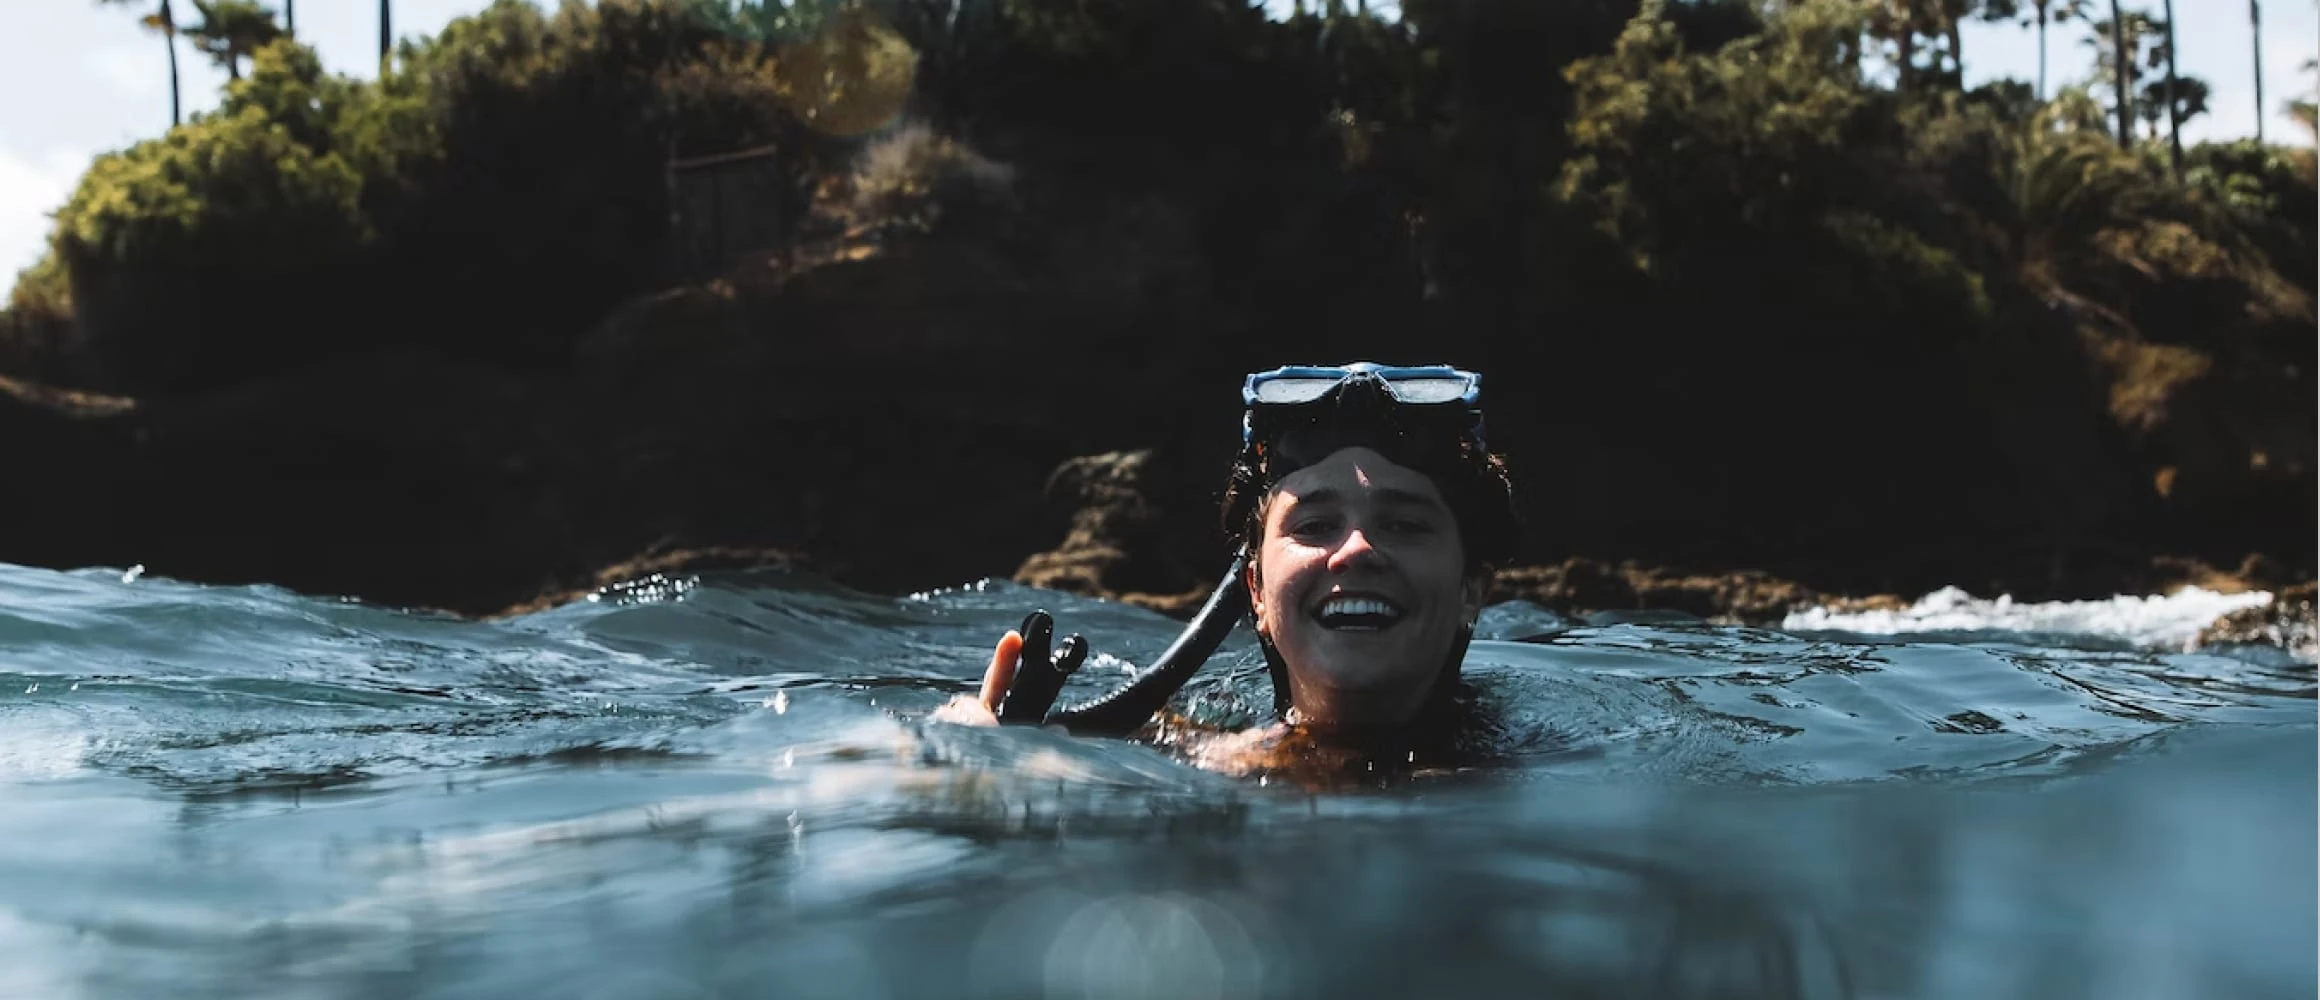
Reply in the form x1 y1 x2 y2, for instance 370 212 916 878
1327 527 1390 572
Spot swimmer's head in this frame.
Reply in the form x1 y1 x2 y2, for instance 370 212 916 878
1220 365 1518 730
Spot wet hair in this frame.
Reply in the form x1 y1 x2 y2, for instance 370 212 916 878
1219 397 1520 575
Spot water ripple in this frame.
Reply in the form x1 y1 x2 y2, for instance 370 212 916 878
0 561 2309 999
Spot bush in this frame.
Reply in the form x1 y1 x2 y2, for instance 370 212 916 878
2184 139 2318 301
4 0 2309 412
52 94 369 391
0 250 75 383
1556 0 1886 280
353 0 832 366
23 1 845 392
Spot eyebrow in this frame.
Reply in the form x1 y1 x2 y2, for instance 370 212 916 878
1286 487 1449 513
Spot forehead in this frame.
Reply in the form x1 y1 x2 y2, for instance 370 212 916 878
1268 447 1449 508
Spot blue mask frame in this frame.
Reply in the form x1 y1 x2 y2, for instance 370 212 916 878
1240 361 1486 451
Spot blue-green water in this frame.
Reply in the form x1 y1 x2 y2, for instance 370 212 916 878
0 562 2311 999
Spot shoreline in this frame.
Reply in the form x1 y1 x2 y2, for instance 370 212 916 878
6 0 2311 663
3 366 2310 651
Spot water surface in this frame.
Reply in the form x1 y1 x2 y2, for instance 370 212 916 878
0 563 2310 999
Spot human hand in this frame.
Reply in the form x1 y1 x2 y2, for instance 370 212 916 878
930 610 1088 727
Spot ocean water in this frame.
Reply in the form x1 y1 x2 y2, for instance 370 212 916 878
0 561 2310 1000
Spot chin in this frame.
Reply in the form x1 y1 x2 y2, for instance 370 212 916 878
1299 636 1440 692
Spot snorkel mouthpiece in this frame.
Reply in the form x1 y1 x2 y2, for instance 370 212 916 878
1040 554 1250 734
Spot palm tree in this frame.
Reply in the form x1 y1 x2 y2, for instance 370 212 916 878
2031 0 2052 97
2248 0 2264 143
2000 94 2149 269
183 0 282 81
99 0 184 128
2105 0 2131 146
2083 5 2157 147
2158 0 2180 171
2025 0 2091 101
2138 73 2208 138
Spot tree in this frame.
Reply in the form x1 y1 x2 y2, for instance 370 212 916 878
183 0 284 81
2158 0 2181 172
2139 73 2207 140
2106 0 2130 145
2291 57 2317 143
1938 0 1978 87
1865 0 1958 91
2029 0 2053 97
2082 4 2160 147
2249 0 2263 143
1871 0 1926 90
98 0 184 128
1878 0 2015 93
380 0 392 74
2022 0 2094 100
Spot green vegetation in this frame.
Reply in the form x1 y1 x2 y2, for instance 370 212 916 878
185 0 286 79
16 0 853 388
3 0 2310 407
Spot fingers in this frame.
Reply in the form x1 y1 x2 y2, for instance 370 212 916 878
973 611 1096 727
977 629 1023 713
1053 633 1089 677
1015 610 1055 677
1001 623 1088 725
998 611 1058 723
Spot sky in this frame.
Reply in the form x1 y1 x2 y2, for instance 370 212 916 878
3 0 2314 278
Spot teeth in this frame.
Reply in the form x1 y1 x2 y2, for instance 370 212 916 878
1319 597 1401 619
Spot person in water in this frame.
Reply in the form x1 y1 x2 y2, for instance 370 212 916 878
936 363 1519 761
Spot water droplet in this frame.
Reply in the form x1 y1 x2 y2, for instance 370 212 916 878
120 564 145 584
773 690 790 715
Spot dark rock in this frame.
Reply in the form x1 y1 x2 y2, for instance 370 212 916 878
1013 449 1219 615
2193 581 2318 655
1488 559 1825 624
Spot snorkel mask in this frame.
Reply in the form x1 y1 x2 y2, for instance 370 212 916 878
1241 362 1486 453
1027 362 1493 734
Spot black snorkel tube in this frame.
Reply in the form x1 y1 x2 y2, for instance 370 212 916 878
997 553 1250 737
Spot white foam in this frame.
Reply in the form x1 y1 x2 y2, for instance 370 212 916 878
1781 586 2275 649
0 711 87 781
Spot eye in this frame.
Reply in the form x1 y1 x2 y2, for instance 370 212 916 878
1384 517 1435 535
1286 517 1339 540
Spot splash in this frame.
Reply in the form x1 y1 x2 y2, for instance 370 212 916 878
1781 585 2276 649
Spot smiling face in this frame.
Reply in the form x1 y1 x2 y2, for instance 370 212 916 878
1246 446 1482 730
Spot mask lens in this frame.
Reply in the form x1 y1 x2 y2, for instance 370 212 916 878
1250 377 1350 404
1382 377 1471 404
